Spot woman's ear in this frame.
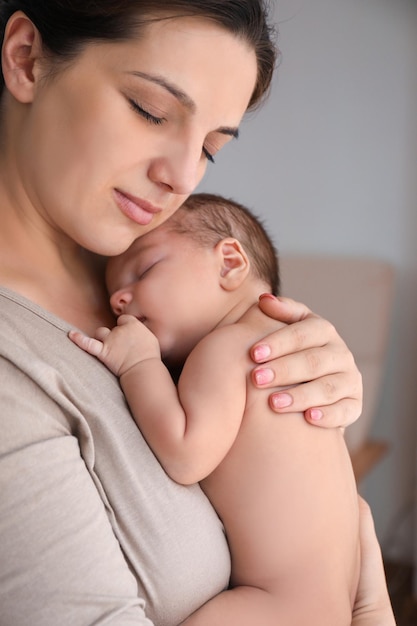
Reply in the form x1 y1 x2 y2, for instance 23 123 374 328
216 238 250 291
2 11 44 103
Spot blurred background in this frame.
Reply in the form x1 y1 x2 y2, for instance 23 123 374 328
198 0 417 621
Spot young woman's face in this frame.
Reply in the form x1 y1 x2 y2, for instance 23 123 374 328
106 226 228 366
16 17 257 255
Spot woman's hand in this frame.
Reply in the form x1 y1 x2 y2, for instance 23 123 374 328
252 293 363 428
352 498 396 625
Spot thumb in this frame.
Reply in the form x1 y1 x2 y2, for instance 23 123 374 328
258 293 313 324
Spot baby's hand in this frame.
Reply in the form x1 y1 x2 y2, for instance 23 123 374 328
69 314 160 377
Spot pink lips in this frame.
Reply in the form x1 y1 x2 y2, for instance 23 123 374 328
114 189 162 226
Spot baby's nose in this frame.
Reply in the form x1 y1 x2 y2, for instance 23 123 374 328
109 289 133 316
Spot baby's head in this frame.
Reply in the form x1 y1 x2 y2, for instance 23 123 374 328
166 193 280 296
107 192 280 299
105 193 279 366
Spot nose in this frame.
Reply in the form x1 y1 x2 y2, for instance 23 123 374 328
148 141 207 196
110 288 133 316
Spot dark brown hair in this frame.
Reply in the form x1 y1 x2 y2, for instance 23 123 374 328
0 1 278 107
168 192 280 296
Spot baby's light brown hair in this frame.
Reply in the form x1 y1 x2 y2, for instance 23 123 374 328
166 193 280 296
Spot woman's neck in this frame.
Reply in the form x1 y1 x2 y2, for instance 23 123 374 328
0 202 115 333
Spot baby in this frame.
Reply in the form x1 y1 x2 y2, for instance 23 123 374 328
70 193 360 624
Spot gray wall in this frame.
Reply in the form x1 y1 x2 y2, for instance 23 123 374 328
198 0 417 563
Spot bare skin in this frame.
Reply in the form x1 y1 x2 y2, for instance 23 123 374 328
1 10 390 625
72 307 361 625
70 226 360 624
352 500 396 626
0 14 254 332
0 12 363 427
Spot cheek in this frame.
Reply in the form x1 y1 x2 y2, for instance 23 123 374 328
139 279 166 310
31 87 129 191
21 106 101 215
147 280 183 321
195 159 209 187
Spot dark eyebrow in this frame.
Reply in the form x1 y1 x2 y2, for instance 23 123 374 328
128 71 196 112
128 71 240 139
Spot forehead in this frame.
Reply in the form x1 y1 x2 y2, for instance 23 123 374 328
123 225 174 258
108 15 257 119
106 225 187 284
135 14 255 64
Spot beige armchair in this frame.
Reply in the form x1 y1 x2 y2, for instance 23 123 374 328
280 255 395 483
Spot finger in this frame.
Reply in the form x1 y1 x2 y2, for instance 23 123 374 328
69 330 104 358
117 314 138 326
355 497 395 620
252 342 354 389
303 399 362 429
95 326 112 341
357 497 386 589
358 498 379 550
268 373 362 426
258 293 313 324
269 395 362 429
265 370 362 410
251 315 338 363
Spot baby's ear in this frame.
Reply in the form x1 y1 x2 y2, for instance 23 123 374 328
2 12 44 103
216 238 250 291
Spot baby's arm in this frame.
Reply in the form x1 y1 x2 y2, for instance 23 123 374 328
69 315 246 484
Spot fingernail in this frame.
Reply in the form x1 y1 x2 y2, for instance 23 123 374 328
254 368 274 385
271 393 293 409
309 409 323 421
259 293 277 302
253 344 271 362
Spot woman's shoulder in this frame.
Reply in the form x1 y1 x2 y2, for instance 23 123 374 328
0 285 73 333
0 285 96 385
0 284 124 449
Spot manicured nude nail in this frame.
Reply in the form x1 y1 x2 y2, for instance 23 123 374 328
254 368 274 385
271 393 293 409
309 409 323 421
253 344 271 362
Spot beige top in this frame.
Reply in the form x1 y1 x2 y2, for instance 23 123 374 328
0 287 230 626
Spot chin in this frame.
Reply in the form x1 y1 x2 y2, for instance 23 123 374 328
85 234 140 257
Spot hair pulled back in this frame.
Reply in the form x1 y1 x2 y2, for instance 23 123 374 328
0 0 278 107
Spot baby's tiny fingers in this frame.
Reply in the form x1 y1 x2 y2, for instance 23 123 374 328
69 330 104 357
95 326 112 341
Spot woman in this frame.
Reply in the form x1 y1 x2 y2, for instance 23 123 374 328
0 1 392 624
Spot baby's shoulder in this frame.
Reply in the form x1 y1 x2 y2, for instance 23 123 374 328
191 304 280 363
235 302 286 342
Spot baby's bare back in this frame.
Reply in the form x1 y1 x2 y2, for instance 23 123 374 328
199 305 360 623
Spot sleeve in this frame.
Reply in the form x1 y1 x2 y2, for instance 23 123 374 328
0 356 154 626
